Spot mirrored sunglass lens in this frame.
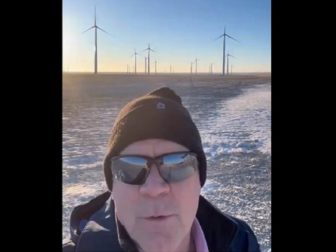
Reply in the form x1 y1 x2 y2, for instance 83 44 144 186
112 156 148 185
160 153 198 182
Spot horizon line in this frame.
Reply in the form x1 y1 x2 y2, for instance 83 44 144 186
62 71 271 74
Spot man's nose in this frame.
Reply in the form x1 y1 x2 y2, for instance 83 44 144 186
139 164 170 197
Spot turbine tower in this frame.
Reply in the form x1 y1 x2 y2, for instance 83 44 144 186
226 53 235 75
143 43 155 75
131 49 139 74
195 58 199 74
209 63 214 74
83 6 109 74
215 27 238 76
145 57 147 73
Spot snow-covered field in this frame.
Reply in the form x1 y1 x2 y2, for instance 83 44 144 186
63 74 271 251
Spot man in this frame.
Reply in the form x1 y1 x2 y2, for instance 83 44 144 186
63 87 260 252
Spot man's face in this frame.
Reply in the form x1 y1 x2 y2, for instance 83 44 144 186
111 139 201 252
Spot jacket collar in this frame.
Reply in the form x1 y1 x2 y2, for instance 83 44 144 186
70 191 253 252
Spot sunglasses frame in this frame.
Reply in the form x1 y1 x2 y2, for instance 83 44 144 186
110 151 198 185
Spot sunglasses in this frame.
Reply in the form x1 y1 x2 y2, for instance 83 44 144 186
110 151 198 185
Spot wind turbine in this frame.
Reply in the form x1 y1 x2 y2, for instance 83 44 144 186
226 53 235 75
195 58 199 74
145 57 147 73
131 49 139 74
190 62 193 74
83 6 109 74
143 43 155 75
215 27 238 76
155 60 157 74
209 63 214 74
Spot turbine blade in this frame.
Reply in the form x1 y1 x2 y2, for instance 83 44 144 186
131 51 140 57
226 34 239 42
82 26 95 33
94 5 96 26
214 34 224 40
228 53 235 58
150 48 155 52
97 26 108 34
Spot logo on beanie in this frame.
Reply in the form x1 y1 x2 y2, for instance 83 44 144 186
156 102 166 110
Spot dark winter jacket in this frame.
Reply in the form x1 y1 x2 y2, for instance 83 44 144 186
63 191 260 252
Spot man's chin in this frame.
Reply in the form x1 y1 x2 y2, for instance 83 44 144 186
136 236 178 252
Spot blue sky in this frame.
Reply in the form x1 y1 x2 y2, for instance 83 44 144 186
63 0 271 73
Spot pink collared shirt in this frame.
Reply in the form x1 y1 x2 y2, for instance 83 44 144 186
191 218 209 252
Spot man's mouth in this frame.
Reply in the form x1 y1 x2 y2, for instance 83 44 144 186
144 215 174 221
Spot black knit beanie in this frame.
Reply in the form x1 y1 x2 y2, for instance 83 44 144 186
103 87 207 191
